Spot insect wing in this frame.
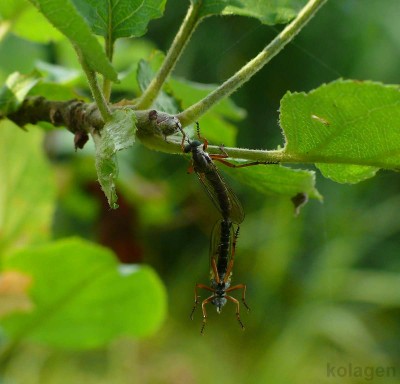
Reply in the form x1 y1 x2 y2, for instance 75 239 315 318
195 164 245 224
224 180 245 224
208 220 221 278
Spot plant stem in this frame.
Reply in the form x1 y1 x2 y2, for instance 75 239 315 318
78 51 112 121
140 136 393 169
102 79 112 103
177 0 327 127
134 2 201 110
139 134 286 163
103 35 114 102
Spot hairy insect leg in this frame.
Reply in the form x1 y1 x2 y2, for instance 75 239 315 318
180 135 186 150
194 122 210 150
190 283 214 320
200 295 215 334
210 257 220 284
176 121 187 150
226 283 250 312
208 144 277 167
213 157 279 168
193 123 278 167
225 294 245 330
233 225 240 247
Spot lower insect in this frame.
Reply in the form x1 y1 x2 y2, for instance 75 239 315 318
190 219 250 334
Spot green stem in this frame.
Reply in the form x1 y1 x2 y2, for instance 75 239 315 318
139 134 286 163
177 0 327 127
137 133 284 163
139 136 395 169
78 51 112 121
134 2 201 110
103 34 114 101
86 67 112 121
102 78 112 103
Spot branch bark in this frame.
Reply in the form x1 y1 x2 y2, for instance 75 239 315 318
5 96 183 150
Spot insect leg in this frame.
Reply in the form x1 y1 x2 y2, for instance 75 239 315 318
226 283 250 312
209 144 277 166
213 157 279 168
186 164 194 174
200 295 215 334
211 257 220 284
225 294 245 330
195 122 210 150
190 283 214 320
175 121 187 151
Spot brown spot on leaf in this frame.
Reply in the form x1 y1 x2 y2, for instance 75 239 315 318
0 271 34 318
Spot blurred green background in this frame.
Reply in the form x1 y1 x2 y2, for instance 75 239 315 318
1 0 400 383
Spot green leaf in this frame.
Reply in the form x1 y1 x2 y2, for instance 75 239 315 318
109 40 157 96
280 80 400 183
136 54 245 145
34 61 81 84
197 115 238 147
0 0 26 20
28 62 83 101
26 0 118 81
343 270 400 306
223 163 322 200
1 238 167 348
316 163 377 184
0 71 41 116
0 120 56 256
193 0 307 24
168 77 246 146
71 0 166 41
7 4 64 43
28 82 81 102
94 109 138 209
137 59 180 115
169 78 246 121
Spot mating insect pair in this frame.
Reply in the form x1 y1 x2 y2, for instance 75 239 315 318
182 123 274 333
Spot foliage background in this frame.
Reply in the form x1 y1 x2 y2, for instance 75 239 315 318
1 0 400 383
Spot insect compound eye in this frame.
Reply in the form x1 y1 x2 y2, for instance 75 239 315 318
191 140 202 148
183 140 202 153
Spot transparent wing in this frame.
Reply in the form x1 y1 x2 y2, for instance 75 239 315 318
195 163 245 224
208 220 222 278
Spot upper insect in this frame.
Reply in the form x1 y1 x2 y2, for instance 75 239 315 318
183 125 245 224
